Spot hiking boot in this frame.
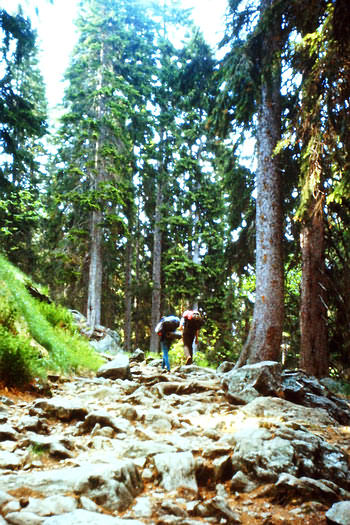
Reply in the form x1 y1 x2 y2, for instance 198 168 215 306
186 356 192 366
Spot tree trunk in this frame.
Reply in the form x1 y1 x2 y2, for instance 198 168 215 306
134 201 142 348
86 43 105 332
299 195 328 377
149 180 163 353
124 235 133 352
87 208 103 329
235 0 284 368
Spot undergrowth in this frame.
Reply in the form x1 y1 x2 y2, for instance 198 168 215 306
0 254 103 387
147 341 214 369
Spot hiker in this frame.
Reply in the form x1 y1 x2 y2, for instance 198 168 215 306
155 315 181 372
180 309 203 365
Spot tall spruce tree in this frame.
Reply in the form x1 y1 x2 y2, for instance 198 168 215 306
48 0 156 331
289 0 350 376
147 0 193 353
216 0 284 367
0 8 47 272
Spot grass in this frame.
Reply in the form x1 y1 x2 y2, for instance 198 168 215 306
0 254 103 387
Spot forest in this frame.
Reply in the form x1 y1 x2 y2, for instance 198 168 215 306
0 0 350 383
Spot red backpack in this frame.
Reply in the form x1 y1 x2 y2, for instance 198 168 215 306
182 310 203 330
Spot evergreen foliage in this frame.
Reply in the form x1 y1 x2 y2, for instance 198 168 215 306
0 0 350 380
0 7 47 274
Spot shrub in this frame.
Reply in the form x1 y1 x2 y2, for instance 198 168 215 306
37 302 76 332
0 327 46 386
0 290 17 332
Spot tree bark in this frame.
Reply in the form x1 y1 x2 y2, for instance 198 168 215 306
87 208 103 329
124 235 133 352
149 180 163 353
299 194 328 377
87 43 105 332
235 0 284 367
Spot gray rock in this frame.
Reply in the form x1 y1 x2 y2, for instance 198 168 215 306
282 370 350 424
221 361 282 404
118 404 138 421
154 451 198 492
0 461 142 512
30 397 88 421
15 416 49 434
120 438 177 459
25 496 78 516
21 432 74 459
231 425 295 482
216 361 235 374
230 470 259 493
212 455 233 482
326 501 350 524
81 410 131 434
231 422 350 487
2 355 350 524
129 349 145 363
264 473 349 504
241 396 337 426
130 496 153 518
0 489 15 506
79 496 100 512
0 450 22 469
96 355 131 380
42 509 143 524
90 334 123 355
75 461 143 512
160 501 187 517
5 511 44 525
0 423 18 441
204 496 241 524
2 500 21 514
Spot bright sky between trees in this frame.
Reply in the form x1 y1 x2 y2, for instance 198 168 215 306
3 0 228 114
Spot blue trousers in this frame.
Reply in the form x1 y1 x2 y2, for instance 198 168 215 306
161 340 170 371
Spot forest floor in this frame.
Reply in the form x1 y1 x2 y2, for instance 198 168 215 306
1 369 349 525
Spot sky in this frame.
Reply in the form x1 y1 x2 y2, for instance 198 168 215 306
3 0 228 114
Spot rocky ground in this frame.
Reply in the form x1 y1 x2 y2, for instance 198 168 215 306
0 354 350 524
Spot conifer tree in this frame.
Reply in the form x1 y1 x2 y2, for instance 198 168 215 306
49 0 156 331
216 0 284 367
0 8 47 272
147 0 194 353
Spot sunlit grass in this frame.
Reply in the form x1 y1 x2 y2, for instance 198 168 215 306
0 254 103 386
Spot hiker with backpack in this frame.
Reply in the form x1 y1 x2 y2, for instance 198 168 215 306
180 309 203 365
155 315 181 372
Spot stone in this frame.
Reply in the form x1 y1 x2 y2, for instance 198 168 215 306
42 509 143 524
96 355 131 380
129 349 145 363
5 511 44 525
0 450 22 469
326 501 350 525
90 334 123 356
221 361 282 404
30 397 88 421
154 451 198 492
0 423 18 441
241 396 337 427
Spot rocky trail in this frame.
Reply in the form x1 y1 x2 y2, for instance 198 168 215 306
0 352 350 525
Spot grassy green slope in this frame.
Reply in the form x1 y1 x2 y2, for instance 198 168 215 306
0 254 103 387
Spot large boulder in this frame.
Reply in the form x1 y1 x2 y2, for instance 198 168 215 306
96 354 131 380
90 333 123 355
281 370 350 424
220 361 282 404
